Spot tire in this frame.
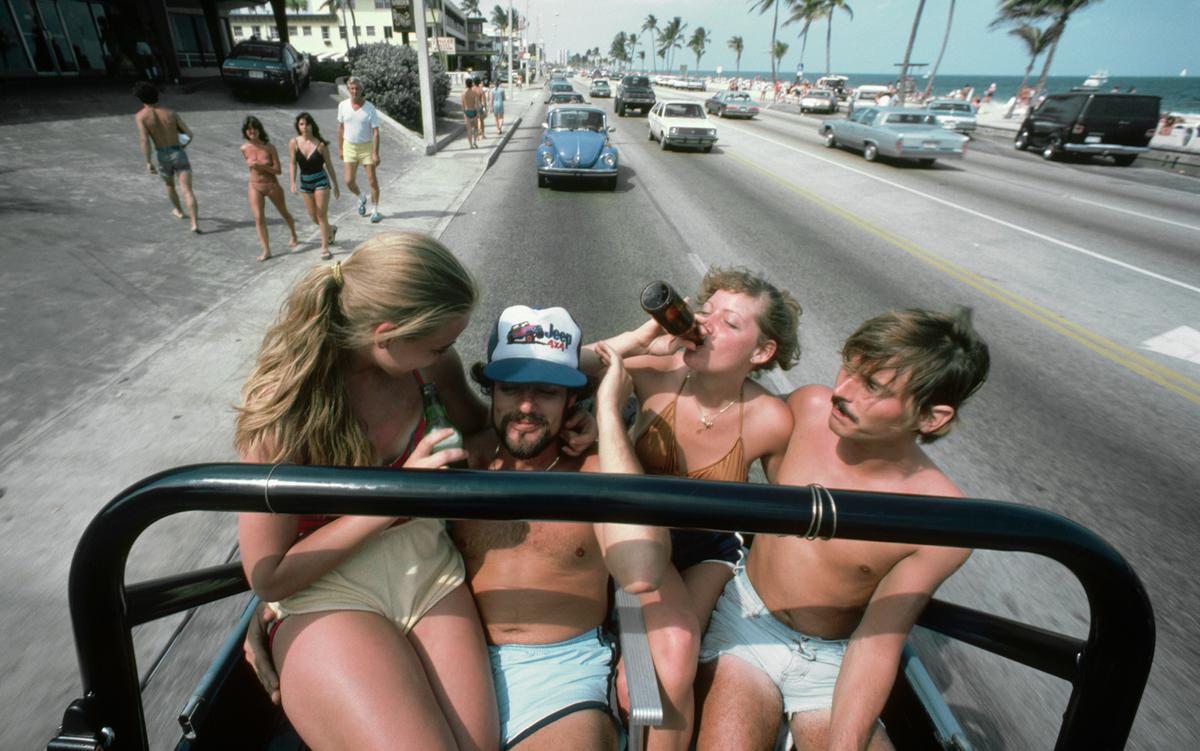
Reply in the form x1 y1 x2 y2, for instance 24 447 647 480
1112 154 1137 167
660 133 669 151
648 127 655 141
703 145 713 153
918 158 936 167
1042 137 1061 161
537 173 548 188
1014 129 1029 151
290 76 302 101
719 107 726 118
617 102 625 117
824 130 837 148
863 142 878 162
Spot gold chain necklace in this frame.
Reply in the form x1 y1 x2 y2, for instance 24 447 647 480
687 372 739 430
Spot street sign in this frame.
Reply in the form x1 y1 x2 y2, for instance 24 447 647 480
392 0 413 31
428 36 455 53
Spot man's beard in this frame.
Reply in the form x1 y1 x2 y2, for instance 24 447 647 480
494 411 555 459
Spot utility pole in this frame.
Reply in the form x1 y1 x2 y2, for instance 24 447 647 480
507 0 514 105
412 0 438 154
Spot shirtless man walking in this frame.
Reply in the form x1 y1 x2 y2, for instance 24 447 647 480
452 304 671 750
133 81 200 233
696 308 990 751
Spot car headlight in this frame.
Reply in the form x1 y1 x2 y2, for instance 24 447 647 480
540 151 555 166
669 127 678 135
707 129 716 136
601 152 616 167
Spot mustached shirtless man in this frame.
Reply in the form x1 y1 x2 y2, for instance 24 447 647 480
132 81 200 233
696 308 990 751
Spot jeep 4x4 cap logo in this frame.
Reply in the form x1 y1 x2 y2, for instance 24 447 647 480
506 321 573 350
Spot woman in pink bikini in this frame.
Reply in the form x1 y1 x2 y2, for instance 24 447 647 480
240 116 298 262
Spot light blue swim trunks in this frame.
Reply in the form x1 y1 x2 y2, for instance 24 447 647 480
700 566 848 715
491 627 619 749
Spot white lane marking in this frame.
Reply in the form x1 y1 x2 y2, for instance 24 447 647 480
719 122 1200 296
1068 195 1200 233
1141 326 1200 365
687 252 708 275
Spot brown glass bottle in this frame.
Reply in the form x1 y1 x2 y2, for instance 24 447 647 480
640 281 704 344
419 383 469 469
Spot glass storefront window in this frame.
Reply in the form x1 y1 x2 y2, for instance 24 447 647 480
35 0 79 71
0 2 34 72
58 0 103 72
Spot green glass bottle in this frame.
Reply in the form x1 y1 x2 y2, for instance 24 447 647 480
420 382 468 469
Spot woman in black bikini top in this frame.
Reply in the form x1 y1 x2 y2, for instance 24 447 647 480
288 112 341 260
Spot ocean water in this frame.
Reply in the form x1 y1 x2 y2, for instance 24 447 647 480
672 70 1200 116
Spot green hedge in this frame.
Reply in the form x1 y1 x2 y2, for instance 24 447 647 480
347 43 451 133
311 59 349 83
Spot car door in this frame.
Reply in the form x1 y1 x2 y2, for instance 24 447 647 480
648 102 661 135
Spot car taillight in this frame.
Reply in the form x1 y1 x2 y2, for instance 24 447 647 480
1072 124 1085 135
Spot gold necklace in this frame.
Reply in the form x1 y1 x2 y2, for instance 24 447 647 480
687 373 740 430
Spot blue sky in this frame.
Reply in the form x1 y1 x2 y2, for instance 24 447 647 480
521 0 1198 76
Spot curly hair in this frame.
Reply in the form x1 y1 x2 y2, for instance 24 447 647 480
697 266 803 372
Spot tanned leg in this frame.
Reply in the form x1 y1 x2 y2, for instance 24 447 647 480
272 610 459 751
265 185 298 247
510 709 617 751
694 656 781 751
680 561 734 635
162 174 184 218
248 186 269 261
408 585 499 751
790 710 895 751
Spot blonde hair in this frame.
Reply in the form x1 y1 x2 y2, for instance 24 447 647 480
234 232 477 465
697 266 802 372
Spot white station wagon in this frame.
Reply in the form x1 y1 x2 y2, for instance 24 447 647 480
647 101 719 152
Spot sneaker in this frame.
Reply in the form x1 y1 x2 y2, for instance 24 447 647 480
370 211 382 223
356 194 367 216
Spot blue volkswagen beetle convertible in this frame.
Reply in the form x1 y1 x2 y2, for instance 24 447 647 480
536 105 619 190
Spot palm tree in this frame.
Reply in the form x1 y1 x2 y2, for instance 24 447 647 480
320 0 358 52
637 50 646 69
783 0 824 77
819 0 853 76
923 0 956 100
610 31 629 70
728 35 744 77
688 27 711 78
642 14 659 72
657 16 686 72
749 0 791 85
994 0 1104 96
490 4 508 35
772 40 789 72
462 0 482 18
896 0 927 105
627 30 639 72
1003 23 1060 117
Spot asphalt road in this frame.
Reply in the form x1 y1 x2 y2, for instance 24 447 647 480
441 83 1200 750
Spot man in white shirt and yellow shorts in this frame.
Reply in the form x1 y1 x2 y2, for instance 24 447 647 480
337 76 383 223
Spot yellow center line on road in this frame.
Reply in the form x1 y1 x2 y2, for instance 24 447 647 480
723 150 1200 406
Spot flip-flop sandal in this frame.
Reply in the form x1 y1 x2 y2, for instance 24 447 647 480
320 251 333 260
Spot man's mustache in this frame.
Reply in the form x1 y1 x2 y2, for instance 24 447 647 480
831 396 858 423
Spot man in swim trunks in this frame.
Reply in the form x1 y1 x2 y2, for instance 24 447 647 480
133 81 200 233
695 308 991 751
337 76 383 223
451 304 668 750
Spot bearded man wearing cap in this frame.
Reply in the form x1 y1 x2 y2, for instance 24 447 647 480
449 304 671 751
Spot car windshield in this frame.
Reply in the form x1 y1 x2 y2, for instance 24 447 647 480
548 109 606 132
231 43 281 61
725 93 751 102
664 103 704 118
930 102 973 113
624 76 651 87
551 82 573 91
885 113 937 126
551 94 584 103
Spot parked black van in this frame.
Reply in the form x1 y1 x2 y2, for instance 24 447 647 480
1014 91 1160 166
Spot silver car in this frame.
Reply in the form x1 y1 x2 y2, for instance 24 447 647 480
821 107 968 165
925 99 978 133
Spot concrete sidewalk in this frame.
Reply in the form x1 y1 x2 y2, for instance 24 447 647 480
0 78 542 750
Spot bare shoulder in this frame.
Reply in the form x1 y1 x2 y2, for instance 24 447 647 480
743 381 793 442
911 455 966 499
786 384 833 426
576 448 603 473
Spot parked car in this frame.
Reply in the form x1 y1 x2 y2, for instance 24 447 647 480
536 105 619 190
705 90 760 119
589 79 611 98
847 84 890 113
925 99 978 133
220 40 310 100
648 100 719 152
614 74 656 117
799 89 839 114
544 79 575 103
548 92 587 105
821 107 968 165
816 74 850 100
1014 91 1160 166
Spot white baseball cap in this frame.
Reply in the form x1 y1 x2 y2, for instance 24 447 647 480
483 305 586 388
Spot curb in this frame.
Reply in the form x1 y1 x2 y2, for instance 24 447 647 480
486 115 523 170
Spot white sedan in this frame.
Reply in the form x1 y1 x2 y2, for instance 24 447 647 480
647 101 719 152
